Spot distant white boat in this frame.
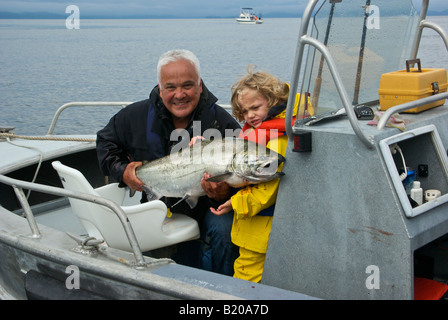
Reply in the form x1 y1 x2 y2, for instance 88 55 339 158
236 8 263 24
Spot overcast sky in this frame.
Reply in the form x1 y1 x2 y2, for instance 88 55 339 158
0 0 447 18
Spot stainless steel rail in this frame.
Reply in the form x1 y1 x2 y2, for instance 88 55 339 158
0 174 147 267
285 0 374 148
411 0 448 60
377 92 448 130
285 0 448 147
46 102 233 136
285 0 315 141
380 0 448 130
302 36 375 148
419 20 448 51
46 102 131 135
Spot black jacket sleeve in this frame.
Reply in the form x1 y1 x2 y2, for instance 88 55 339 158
96 114 129 185
96 100 149 185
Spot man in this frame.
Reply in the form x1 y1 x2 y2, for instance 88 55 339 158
96 49 240 275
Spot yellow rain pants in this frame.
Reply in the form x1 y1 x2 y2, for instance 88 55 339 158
230 135 287 282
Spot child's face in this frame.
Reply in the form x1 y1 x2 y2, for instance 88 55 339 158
238 89 270 128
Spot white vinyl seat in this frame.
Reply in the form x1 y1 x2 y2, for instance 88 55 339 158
51 161 200 252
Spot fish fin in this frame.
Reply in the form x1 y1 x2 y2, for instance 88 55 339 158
170 196 185 208
170 194 199 209
185 196 199 209
244 172 285 183
128 187 136 198
142 185 162 201
273 172 285 178
206 172 233 183
243 177 263 183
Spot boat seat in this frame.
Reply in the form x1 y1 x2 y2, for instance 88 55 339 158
51 161 200 252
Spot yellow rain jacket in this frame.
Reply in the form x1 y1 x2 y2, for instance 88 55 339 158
230 95 304 254
230 135 287 253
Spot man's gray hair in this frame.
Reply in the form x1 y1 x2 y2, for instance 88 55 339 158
157 49 201 85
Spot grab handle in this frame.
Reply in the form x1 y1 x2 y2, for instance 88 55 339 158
406 59 422 72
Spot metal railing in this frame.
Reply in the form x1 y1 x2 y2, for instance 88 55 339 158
284 0 374 148
2 101 232 266
377 92 448 130
0 174 147 267
46 102 131 135
45 102 232 136
411 0 448 61
378 0 448 130
285 0 448 148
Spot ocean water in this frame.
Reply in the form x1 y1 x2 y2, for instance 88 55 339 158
0 17 447 135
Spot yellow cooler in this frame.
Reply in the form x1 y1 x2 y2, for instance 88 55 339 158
378 59 447 113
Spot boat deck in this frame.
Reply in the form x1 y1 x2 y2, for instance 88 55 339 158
34 202 86 236
0 135 96 175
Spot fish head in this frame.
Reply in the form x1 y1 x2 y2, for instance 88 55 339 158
232 139 286 183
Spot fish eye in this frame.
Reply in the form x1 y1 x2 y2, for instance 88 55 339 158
256 162 277 175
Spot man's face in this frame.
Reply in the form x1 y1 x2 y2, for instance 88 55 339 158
158 59 202 126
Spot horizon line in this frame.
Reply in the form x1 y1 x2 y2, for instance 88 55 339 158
1 8 448 20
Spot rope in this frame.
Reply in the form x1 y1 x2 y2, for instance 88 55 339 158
1 132 95 199
6 137 43 199
0 132 96 142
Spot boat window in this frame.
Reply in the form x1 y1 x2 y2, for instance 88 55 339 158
298 0 419 118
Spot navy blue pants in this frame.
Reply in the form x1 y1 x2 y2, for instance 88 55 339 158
172 209 238 276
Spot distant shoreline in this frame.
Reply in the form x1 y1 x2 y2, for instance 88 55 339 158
1 10 447 19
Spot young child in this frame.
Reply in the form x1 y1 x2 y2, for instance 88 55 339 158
210 66 298 283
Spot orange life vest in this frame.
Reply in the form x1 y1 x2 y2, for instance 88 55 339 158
239 117 293 145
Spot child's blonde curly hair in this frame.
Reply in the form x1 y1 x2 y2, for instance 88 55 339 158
231 65 289 122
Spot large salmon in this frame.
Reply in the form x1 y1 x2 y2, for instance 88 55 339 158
136 137 285 208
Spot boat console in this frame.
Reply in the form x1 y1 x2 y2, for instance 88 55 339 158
264 0 448 299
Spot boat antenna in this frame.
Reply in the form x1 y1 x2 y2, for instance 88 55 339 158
311 0 341 110
352 0 371 105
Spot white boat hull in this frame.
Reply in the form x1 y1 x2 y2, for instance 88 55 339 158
236 18 263 24
236 20 255 24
